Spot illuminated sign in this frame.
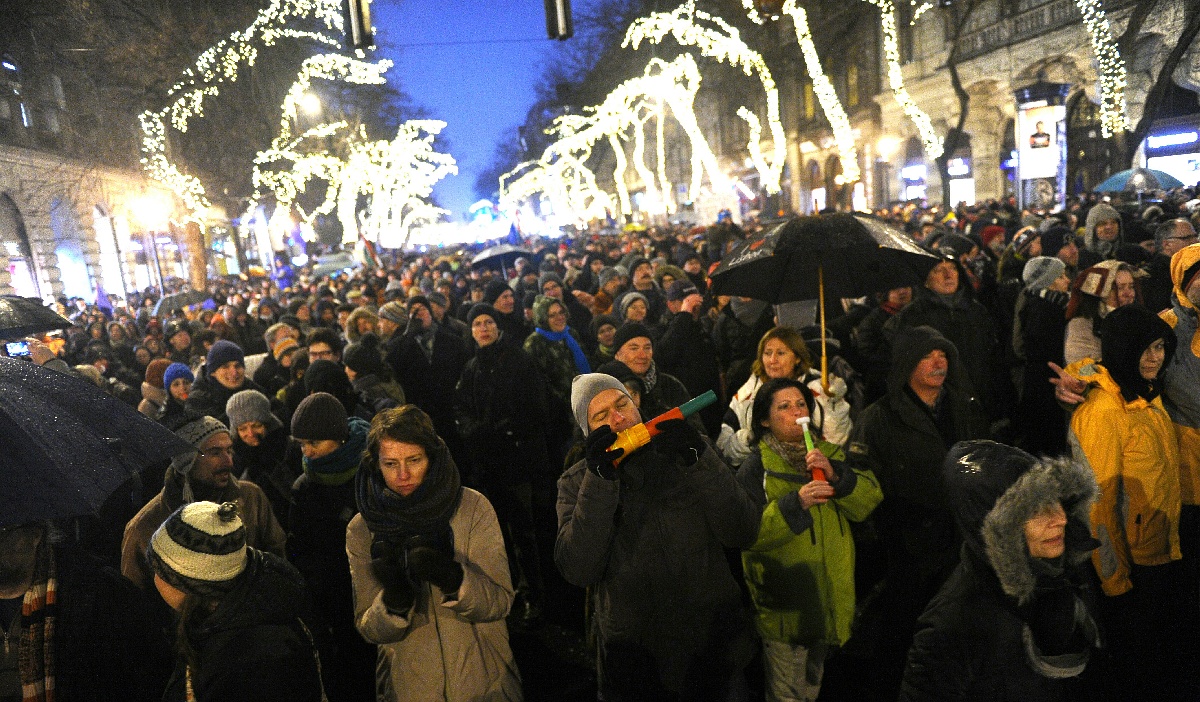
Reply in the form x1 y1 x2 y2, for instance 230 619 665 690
947 158 970 177
1146 132 1199 150
901 164 927 181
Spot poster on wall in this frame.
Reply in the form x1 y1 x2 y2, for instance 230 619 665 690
1017 104 1066 180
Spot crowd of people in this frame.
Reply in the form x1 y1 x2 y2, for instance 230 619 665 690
4 189 1200 701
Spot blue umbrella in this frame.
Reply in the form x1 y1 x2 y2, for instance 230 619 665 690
1093 167 1185 193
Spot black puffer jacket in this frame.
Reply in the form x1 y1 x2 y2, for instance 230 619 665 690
901 441 1101 701
233 426 302 525
165 550 323 702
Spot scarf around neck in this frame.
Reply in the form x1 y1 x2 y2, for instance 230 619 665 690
19 542 56 702
355 441 462 542
762 433 813 480
536 326 592 374
304 417 370 486
640 361 658 394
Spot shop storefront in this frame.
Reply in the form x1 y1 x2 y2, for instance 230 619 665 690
1144 115 1200 189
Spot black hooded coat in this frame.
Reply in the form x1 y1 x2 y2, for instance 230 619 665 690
901 441 1101 701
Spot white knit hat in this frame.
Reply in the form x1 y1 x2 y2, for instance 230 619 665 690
148 501 247 597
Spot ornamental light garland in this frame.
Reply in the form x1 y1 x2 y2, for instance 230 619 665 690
869 0 943 159
139 0 390 219
1074 0 1128 137
732 0 860 182
253 120 457 249
500 54 727 222
625 4 788 192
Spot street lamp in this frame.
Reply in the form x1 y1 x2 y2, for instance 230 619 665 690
300 91 322 117
134 193 172 293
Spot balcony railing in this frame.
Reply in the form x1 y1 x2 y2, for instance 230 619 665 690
955 0 1080 61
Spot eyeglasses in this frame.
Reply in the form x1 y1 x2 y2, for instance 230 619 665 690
198 446 234 459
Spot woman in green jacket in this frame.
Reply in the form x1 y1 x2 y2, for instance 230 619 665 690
736 377 883 702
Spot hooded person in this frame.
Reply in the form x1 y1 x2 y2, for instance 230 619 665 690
1159 244 1200 621
846 325 991 700
139 357 172 419
901 441 1101 701
147 501 324 702
227 389 299 525
713 295 777 394
121 415 288 591
555 373 760 700
303 358 368 420
159 362 195 428
287 392 376 701
1078 203 1145 269
1065 304 1186 696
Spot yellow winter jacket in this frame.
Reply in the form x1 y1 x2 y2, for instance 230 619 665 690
1159 243 1200 505
1067 359 1181 596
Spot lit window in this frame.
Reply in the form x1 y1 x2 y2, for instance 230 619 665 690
847 64 859 108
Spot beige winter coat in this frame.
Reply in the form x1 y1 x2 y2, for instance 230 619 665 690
347 487 522 701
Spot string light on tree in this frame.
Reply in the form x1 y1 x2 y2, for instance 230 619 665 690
625 4 788 193
869 0 943 159
139 0 389 219
1074 0 1128 136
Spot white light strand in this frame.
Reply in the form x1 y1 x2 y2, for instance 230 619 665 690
1074 0 1129 137
254 120 457 249
870 0 943 159
139 0 390 220
500 55 726 223
781 0 860 182
625 5 787 193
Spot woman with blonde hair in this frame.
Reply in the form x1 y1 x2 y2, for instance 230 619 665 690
717 326 852 466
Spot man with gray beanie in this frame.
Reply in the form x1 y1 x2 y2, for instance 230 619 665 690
227 389 299 524
121 414 287 590
556 373 760 700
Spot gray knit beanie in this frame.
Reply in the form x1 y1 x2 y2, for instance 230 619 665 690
1022 256 1067 293
571 373 633 435
225 390 283 433
176 415 230 454
598 267 620 287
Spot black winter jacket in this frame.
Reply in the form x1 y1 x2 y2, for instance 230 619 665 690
901 442 1100 701
164 550 323 702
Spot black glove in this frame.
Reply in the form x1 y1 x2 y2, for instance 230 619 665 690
407 546 464 594
650 418 705 465
370 540 414 615
585 424 624 480
403 523 456 560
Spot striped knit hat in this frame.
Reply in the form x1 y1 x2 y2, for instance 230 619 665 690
148 501 247 597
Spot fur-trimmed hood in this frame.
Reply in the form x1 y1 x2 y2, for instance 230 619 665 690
944 441 1098 604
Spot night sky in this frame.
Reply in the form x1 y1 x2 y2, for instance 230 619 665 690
374 0 568 221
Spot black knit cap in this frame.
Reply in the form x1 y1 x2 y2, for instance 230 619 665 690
343 333 387 377
407 295 432 315
467 303 498 326
291 391 350 442
612 322 653 354
482 280 511 305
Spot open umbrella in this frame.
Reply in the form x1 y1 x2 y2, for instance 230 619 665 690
0 357 195 527
471 244 533 277
152 289 212 316
0 296 73 341
710 213 940 387
1093 167 1185 193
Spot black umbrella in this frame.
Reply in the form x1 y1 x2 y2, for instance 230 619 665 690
0 296 73 341
0 357 195 527
710 213 940 385
471 244 533 277
152 289 211 316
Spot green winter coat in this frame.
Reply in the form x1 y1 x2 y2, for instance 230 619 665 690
737 439 882 647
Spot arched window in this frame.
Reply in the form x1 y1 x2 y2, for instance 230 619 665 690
1066 92 1111 196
